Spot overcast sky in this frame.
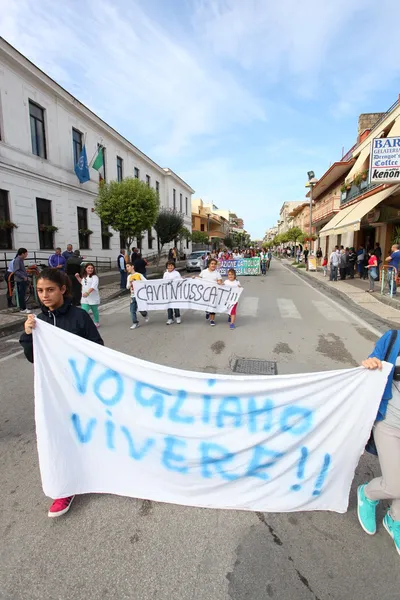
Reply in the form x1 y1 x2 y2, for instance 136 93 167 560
1 0 400 237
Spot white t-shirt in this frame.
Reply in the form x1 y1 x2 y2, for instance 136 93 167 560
224 279 241 288
163 270 182 281
200 268 222 283
81 275 100 305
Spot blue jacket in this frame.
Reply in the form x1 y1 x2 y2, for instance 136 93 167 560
48 254 66 270
369 330 400 421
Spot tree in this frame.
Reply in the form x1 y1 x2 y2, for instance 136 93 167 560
286 227 305 245
178 226 192 243
95 178 159 251
223 235 234 249
154 209 184 262
192 231 210 245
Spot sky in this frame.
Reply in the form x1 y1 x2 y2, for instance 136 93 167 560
1 0 400 238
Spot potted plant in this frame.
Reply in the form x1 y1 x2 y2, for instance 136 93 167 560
0 220 18 230
361 170 368 181
340 183 347 194
101 231 113 238
346 181 352 190
353 173 363 187
79 229 93 236
39 224 59 233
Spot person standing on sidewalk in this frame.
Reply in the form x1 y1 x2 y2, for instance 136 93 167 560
366 251 378 293
304 246 309 270
117 249 127 289
348 247 357 279
358 330 400 556
66 250 83 306
48 247 66 271
13 248 30 313
19 268 103 518
62 244 74 261
357 246 365 278
329 246 340 281
385 244 400 296
339 248 348 280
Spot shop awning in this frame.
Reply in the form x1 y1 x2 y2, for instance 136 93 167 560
388 117 400 137
345 144 370 182
333 185 400 235
319 204 358 237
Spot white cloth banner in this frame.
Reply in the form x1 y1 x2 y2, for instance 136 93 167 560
134 278 242 313
33 321 391 513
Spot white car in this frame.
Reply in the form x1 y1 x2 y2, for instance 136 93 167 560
186 250 207 272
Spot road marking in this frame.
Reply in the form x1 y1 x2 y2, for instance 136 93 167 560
0 350 23 363
5 338 20 343
277 298 302 320
312 300 349 322
239 297 259 316
100 298 129 315
280 262 382 337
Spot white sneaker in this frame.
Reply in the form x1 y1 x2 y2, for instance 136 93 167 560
20 308 31 314
176 317 181 324
166 319 173 325
145 316 149 323
130 323 139 329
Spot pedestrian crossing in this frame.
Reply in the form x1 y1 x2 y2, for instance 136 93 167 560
99 296 350 323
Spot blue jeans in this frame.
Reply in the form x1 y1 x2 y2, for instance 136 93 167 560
17 280 27 310
330 265 338 281
388 269 397 295
120 269 127 289
130 298 148 324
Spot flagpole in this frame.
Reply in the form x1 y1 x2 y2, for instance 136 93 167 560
88 141 104 168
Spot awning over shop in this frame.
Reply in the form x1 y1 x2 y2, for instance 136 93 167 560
388 117 400 137
333 185 400 235
319 204 357 237
345 144 370 182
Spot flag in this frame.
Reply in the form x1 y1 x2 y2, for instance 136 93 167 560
92 146 105 181
74 146 90 184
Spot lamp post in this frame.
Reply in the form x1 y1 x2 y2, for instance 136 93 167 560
306 171 318 255
207 212 210 250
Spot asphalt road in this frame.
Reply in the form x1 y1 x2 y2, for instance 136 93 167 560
1 260 399 600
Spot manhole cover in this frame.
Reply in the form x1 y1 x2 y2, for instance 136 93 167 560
233 358 277 375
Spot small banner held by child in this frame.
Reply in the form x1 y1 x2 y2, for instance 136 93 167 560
33 321 391 513
218 258 261 276
135 279 242 313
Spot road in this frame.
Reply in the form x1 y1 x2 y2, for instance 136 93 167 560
1 260 399 600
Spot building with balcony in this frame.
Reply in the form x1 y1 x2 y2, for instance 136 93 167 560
319 96 400 255
0 38 194 262
264 226 278 242
191 198 230 248
278 201 303 234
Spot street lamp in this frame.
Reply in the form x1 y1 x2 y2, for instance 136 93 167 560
207 212 210 250
305 173 318 254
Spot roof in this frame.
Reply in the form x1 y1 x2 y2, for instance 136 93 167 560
309 159 355 201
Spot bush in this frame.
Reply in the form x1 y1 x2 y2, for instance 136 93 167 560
296 263 306 269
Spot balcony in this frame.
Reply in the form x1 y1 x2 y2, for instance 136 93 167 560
340 172 380 205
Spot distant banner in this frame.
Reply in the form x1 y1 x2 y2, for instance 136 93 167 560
33 321 391 513
218 258 261 276
370 137 400 183
135 278 242 313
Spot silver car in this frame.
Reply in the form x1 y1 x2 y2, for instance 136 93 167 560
186 250 206 272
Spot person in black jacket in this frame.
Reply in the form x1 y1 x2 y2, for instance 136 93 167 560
20 268 103 518
66 250 83 305
133 253 148 277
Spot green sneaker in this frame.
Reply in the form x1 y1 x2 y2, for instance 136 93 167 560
383 511 400 555
357 484 378 535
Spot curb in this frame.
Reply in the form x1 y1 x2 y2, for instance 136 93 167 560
0 268 186 339
282 261 400 331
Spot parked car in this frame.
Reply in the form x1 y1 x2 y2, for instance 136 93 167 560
186 250 207 272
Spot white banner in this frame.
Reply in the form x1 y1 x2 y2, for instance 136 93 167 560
33 321 391 513
370 136 400 183
134 278 242 313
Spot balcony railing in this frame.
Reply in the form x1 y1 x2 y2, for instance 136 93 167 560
340 174 380 205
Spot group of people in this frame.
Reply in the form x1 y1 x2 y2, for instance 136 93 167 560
117 248 148 289
202 248 272 275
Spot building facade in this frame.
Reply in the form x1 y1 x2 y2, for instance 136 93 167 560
0 39 194 264
191 199 229 247
278 201 303 234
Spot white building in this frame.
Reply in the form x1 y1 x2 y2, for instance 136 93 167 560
0 38 194 267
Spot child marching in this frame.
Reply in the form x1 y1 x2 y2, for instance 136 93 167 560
126 262 149 329
224 268 241 329
163 260 182 325
197 258 223 326
75 263 101 327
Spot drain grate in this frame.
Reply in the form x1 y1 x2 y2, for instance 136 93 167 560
233 358 277 375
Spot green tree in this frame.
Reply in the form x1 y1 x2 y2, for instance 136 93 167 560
154 209 185 262
286 227 305 245
178 226 192 243
192 231 210 245
95 178 159 251
223 235 234 249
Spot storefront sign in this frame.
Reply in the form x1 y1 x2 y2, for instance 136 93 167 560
370 137 400 183
308 256 317 271
218 258 261 276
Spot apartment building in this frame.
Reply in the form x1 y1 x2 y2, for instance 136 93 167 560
0 38 194 262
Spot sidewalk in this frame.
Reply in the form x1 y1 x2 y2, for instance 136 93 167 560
0 261 186 337
282 259 400 325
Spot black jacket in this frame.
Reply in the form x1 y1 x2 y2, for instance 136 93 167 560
133 258 147 275
20 299 104 363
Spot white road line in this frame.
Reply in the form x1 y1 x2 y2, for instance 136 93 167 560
238 297 259 316
277 298 302 320
0 350 23 363
280 262 382 337
100 298 129 315
312 300 349 322
5 338 20 343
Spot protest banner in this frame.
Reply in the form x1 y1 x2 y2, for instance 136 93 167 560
135 278 242 313
218 258 260 276
33 321 391 513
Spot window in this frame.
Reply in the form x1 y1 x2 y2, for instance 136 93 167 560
117 156 123 182
180 193 183 213
147 228 153 250
36 198 53 249
101 220 111 250
72 128 83 165
29 100 47 158
201 224 205 232
185 196 188 215
0 189 12 249
146 174 150 187
173 189 176 211
77 207 90 249
134 167 140 179
156 181 160 196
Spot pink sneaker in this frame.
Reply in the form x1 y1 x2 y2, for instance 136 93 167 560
95 323 100 328
48 495 75 518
